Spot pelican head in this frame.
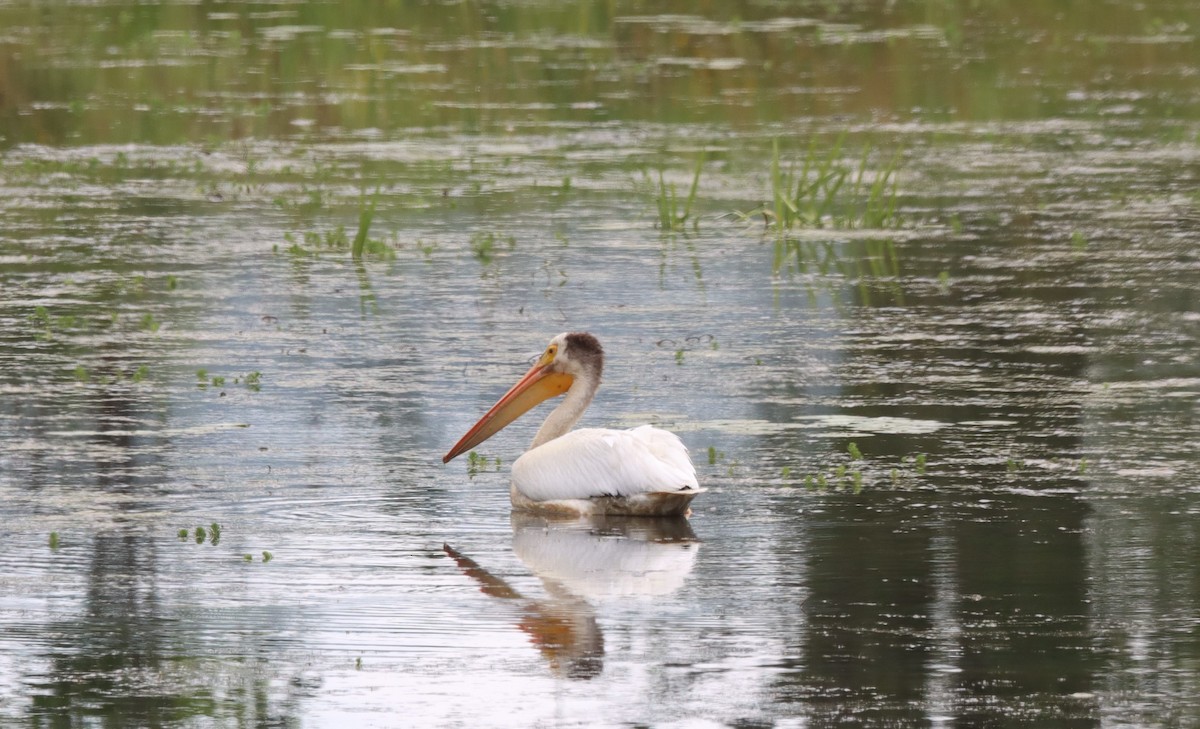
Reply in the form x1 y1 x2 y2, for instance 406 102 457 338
443 332 604 463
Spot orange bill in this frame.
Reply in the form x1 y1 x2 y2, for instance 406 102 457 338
443 363 573 463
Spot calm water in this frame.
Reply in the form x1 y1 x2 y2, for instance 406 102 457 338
2 2 1200 727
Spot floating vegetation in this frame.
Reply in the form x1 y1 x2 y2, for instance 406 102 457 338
784 447 928 493
261 551 273 563
196 369 263 392
650 154 705 232
244 371 262 392
469 231 515 266
415 239 437 260
937 270 951 292
139 312 161 332
465 450 501 478
180 523 221 546
48 531 60 550
707 445 725 466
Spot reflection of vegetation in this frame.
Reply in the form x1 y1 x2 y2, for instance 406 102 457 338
773 236 900 277
774 236 904 307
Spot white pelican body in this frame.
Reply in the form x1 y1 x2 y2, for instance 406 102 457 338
444 332 701 517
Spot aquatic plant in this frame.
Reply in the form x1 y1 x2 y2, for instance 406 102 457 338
49 532 60 549
651 154 704 232
469 231 515 265
351 193 377 260
466 450 502 477
748 136 902 233
282 208 395 261
415 239 437 260
790 445 934 494
139 312 160 332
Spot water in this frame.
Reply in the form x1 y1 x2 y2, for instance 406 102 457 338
2 2 1200 726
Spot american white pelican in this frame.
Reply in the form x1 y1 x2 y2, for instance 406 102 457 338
443 332 701 517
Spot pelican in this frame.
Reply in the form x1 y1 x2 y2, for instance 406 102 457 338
443 332 701 517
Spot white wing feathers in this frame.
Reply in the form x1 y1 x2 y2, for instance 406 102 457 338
512 426 699 503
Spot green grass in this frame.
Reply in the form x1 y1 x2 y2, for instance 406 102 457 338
280 193 395 261
740 139 907 292
351 192 378 260
749 136 902 233
651 154 705 232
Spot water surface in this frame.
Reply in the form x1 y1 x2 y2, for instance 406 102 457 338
2 1 1200 726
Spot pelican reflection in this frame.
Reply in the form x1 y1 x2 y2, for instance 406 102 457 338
444 514 700 680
